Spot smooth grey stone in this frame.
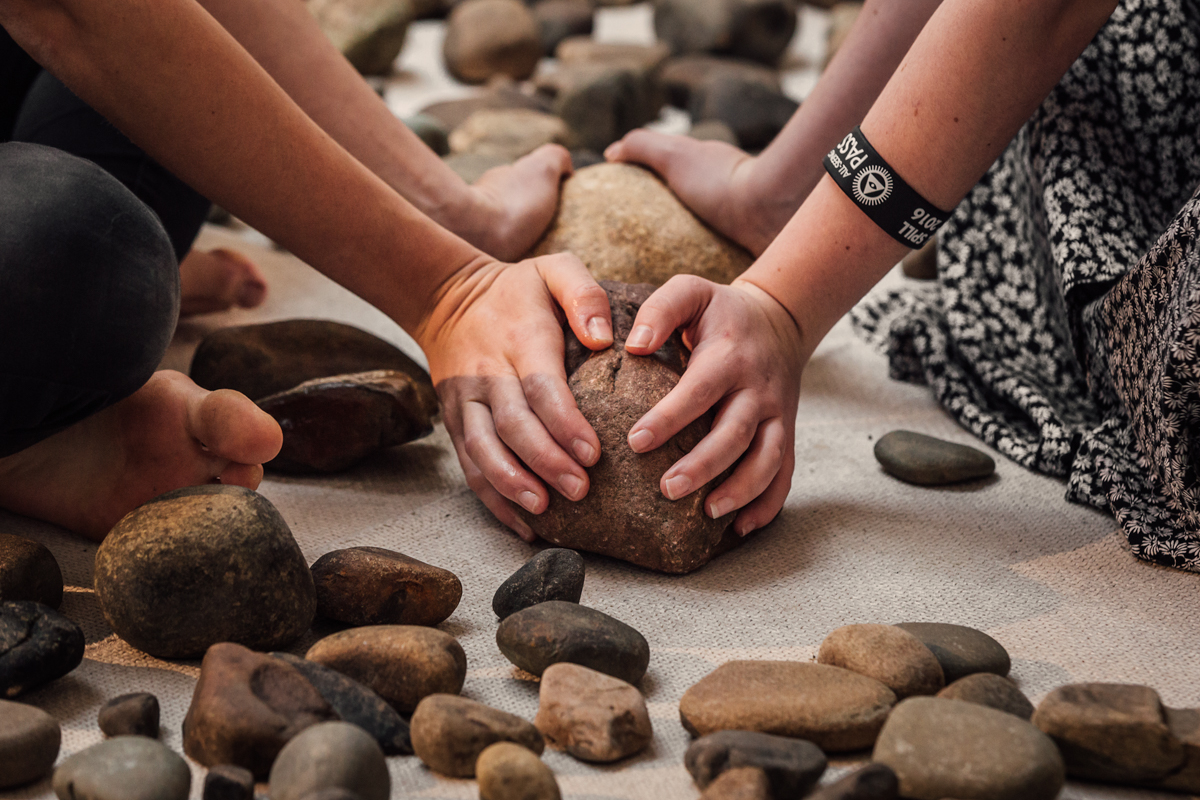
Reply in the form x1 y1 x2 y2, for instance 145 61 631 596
202 764 254 800
402 114 450 156
894 622 1011 682
268 721 389 800
0 698 60 788
0 533 63 608
492 549 585 620
0 600 84 698
685 730 826 797
938 674 1034 720
271 652 412 755
874 431 995 486
53 737 191 800
496 601 650 684
98 692 159 739
807 763 899 800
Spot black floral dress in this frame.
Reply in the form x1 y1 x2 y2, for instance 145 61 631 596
853 0 1200 570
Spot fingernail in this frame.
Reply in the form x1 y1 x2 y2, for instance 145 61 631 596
559 473 586 501
736 520 758 537
572 438 597 465
587 316 613 344
664 474 692 500
708 497 735 519
518 491 541 513
625 325 653 351
628 429 654 453
513 517 535 542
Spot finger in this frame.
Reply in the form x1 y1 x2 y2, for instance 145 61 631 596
604 128 689 172
461 398 549 514
732 446 794 536
518 366 600 467
658 392 761 500
627 340 731 454
702 417 787 518
488 373 590 499
458 445 536 542
624 274 715 354
535 252 613 349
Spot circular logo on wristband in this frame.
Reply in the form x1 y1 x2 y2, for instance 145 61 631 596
852 166 893 206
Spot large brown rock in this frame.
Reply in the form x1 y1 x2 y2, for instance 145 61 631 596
410 694 544 777
307 0 415 75
517 282 738 573
442 0 541 84
529 164 751 286
310 546 462 626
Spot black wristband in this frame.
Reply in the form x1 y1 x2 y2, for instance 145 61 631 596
823 126 952 249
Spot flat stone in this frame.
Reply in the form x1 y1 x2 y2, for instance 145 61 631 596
53 737 191 800
311 546 461 627
659 54 779 108
410 694 544 778
653 0 797 65
402 113 450 156
0 601 84 698
0 533 63 608
269 721 389 800
98 692 159 738
306 625 467 713
420 84 552 131
532 0 594 56
685 729 825 797
874 696 1064 800
183 642 338 779
443 151 512 183
689 119 738 144
874 431 996 486
529 165 751 287
307 0 415 75
272 652 412 755
806 764 899 800
496 601 650 684
537 63 664 152
937 674 1033 720
476 741 561 800
817 624 944 699
893 622 1011 682
94 485 316 658
443 0 541 84
492 548 585 620
699 767 771 800
259 370 434 474
448 109 569 160
535 662 651 762
202 764 255 800
689 76 797 150
679 661 896 752
189 319 435 413
0 698 60 788
555 38 671 71
901 236 938 279
515 282 742 573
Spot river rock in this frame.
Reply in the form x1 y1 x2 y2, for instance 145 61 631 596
183 642 338 779
402 113 450 155
685 729 826 797
874 696 1064 800
421 83 552 131
535 663 651 762
94 485 315 658
272 652 412 755
893 622 1011 681
476 741 561 800
874 431 996 486
533 0 594 56
98 692 159 738
538 63 663 153
259 369 434 473
0 699 60 788
410 694 544 778
306 625 467 713
444 151 512 183
556 38 671 71
189 319 436 414
492 548 585 620
660 54 779 108
311 546 461 627
0 601 84 698
0 533 62 608
448 109 569 160
443 0 541 84
817 624 944 698
689 120 738 144
700 767 770 800
529 165 752 287
307 0 414 75
679 661 896 751
53 737 191 800
269 721 389 800
938 674 1033 719
806 764 899 800
202 764 254 800
652 0 798 65
690 76 797 150
496 601 650 684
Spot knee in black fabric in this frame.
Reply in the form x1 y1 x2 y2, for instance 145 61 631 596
0 142 180 456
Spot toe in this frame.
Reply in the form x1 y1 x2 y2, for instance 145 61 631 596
191 388 283 465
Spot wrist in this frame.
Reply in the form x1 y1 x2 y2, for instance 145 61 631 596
411 253 501 374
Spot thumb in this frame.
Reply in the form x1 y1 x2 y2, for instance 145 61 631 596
624 274 717 354
535 253 613 350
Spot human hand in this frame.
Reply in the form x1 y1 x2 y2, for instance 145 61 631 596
415 253 613 541
622 275 808 536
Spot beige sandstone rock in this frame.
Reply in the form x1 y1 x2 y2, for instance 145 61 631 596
817 623 945 699
534 663 652 762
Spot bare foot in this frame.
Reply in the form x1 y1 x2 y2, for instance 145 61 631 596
179 248 268 317
0 371 283 540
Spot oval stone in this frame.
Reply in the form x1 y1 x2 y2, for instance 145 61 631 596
94 485 316 659
496 601 649 685
873 431 995 486
410 694 544 778
937 674 1033 720
700 767 771 800
0 698 60 788
0 600 84 698
894 622 1011 682
493 549 585 620
874 696 1064 800
806 763 899 800
679 661 896 752
306 625 466 713
476 741 561 800
0 533 63 608
685 730 826 797
268 721 389 800
98 692 159 738
534 662 652 762
53 737 191 800
311 546 461 627
817 624 944 698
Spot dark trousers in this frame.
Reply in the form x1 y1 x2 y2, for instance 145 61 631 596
0 29 211 457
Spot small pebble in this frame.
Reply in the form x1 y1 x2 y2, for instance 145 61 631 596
53 737 191 800
269 721 389 800
873 430 995 486
476 741 562 800
699 767 770 800
938 674 1033 719
894 622 1011 682
310 546 461 627
0 698 60 788
535 662 651 762
817 624 944 698
410 694 544 778
492 549 585 620
806 763 899 800
684 730 826 797
0 600 84 698
0 532 63 608
98 692 159 738
202 764 255 800
496 601 649 684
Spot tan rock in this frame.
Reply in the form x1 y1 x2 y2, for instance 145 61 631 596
307 0 415 75
534 663 652 762
420 83 552 131
699 767 771 800
443 0 541 84
448 109 569 160
410 694 544 777
679 661 897 752
310 546 462 627
477 742 562 800
555 38 671 71
529 163 751 285
817 623 944 699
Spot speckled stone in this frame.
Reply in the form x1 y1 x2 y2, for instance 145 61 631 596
938 674 1033 720
496 601 649 684
492 549 585 620
268 722 389 800
53 737 191 800
310 547 461 627
202 764 254 800
874 431 995 486
0 533 62 608
685 730 826 797
534 663 652 762
476 741 561 800
806 763 899 800
410 694 544 778
98 692 159 738
0 600 84 698
894 623 1011 682
817 624 944 698
0 698 60 788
